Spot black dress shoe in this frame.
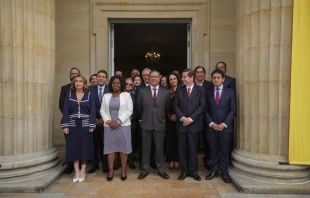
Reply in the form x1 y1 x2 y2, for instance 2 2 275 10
102 166 108 174
129 162 136 170
192 174 201 181
87 165 99 174
178 173 188 180
64 166 73 174
221 173 232 183
138 172 149 180
158 172 169 179
205 171 219 180
150 162 157 170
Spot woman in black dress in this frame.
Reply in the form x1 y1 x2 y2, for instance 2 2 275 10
62 75 96 183
165 72 182 170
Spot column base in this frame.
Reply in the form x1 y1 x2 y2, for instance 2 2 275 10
0 148 66 193
0 163 66 193
229 166 310 194
229 149 310 194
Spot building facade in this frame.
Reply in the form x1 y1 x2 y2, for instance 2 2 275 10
0 0 309 193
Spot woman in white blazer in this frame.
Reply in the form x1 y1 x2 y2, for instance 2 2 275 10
100 76 133 181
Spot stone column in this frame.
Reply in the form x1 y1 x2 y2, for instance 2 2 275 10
230 0 310 194
0 0 64 193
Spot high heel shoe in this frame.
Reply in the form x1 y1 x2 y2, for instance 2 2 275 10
79 172 85 182
107 171 114 182
73 177 79 183
121 171 127 181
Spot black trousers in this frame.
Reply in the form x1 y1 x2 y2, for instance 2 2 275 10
178 130 200 176
92 125 107 167
207 130 232 173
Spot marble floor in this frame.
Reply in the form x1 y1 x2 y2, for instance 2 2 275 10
0 147 309 198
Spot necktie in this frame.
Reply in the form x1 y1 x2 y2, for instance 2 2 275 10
153 88 157 104
99 87 103 104
215 88 220 106
187 87 191 98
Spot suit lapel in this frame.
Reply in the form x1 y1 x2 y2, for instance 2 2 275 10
147 86 153 104
210 87 216 106
218 86 226 106
188 85 197 104
156 87 163 105
183 86 188 102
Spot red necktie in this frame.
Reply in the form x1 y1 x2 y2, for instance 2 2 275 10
153 88 157 103
215 88 220 106
187 87 191 98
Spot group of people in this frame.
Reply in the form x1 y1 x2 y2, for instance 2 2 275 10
59 61 236 184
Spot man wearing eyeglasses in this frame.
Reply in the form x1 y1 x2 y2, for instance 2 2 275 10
137 70 171 180
59 67 80 174
131 69 140 78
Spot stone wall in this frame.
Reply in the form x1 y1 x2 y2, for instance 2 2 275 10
54 0 91 145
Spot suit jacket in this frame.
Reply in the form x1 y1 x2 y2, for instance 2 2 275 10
137 86 170 131
205 86 236 132
59 83 71 113
201 80 213 93
100 92 133 127
90 85 109 119
174 84 206 133
135 83 148 120
224 75 236 93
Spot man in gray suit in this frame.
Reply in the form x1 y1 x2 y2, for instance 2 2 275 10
137 70 170 180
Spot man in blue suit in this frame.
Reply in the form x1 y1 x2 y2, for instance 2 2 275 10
205 69 236 183
174 69 206 181
88 70 110 174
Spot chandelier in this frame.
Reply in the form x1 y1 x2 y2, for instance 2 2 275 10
145 41 160 63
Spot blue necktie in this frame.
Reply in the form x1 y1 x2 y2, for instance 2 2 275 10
99 87 103 104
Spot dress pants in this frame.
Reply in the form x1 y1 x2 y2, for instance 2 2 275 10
207 130 232 173
178 129 200 176
92 125 107 167
141 129 165 173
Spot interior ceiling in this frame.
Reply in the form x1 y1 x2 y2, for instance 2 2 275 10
114 23 187 57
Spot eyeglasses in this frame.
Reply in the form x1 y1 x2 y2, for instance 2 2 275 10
131 73 139 75
126 83 133 86
70 73 79 75
142 74 149 77
150 76 159 79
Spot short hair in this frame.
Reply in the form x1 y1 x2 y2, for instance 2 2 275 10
69 75 89 92
115 70 122 74
167 72 182 89
211 68 225 78
97 70 108 78
182 69 195 78
70 67 80 74
142 68 151 74
108 75 126 93
194 66 206 73
215 61 227 69
149 69 161 76
125 78 135 89
89 74 97 82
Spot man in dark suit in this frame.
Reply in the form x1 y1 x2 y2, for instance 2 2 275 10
205 69 236 183
174 69 206 181
215 61 236 93
59 67 80 174
215 61 236 163
137 70 170 180
194 66 213 170
88 70 109 174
